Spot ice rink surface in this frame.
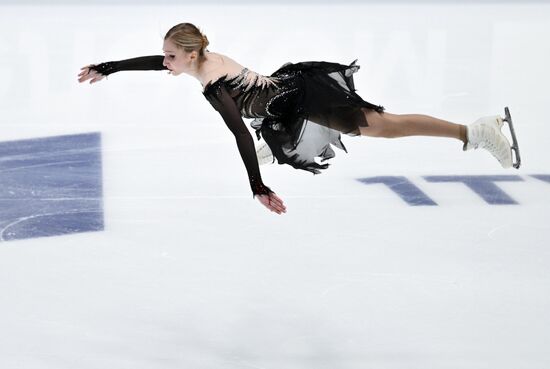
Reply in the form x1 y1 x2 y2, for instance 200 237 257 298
0 2 549 368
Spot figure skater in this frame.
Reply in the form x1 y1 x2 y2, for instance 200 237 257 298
78 22 520 215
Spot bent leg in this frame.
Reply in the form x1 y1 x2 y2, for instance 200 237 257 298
359 108 467 144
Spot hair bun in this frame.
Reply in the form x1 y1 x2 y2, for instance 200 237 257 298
202 34 209 49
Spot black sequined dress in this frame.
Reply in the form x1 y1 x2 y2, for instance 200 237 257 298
89 56 384 197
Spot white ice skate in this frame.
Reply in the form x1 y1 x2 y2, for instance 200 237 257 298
463 107 521 169
256 140 275 165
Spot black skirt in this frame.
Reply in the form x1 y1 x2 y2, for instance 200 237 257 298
251 59 384 174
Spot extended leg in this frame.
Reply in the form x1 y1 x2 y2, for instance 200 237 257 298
358 108 467 144
359 108 519 169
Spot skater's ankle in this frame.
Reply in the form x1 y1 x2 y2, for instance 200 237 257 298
459 125 467 145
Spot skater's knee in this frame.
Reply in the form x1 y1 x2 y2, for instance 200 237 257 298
360 109 399 138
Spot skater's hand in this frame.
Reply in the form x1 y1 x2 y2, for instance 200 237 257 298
256 192 287 215
78 65 105 84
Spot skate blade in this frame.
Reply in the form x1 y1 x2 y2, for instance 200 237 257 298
504 106 521 169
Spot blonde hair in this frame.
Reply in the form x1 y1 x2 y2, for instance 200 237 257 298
165 23 209 63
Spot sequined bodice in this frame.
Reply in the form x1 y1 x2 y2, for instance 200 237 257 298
202 67 302 119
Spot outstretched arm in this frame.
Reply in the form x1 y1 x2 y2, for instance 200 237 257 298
204 84 286 214
78 55 167 84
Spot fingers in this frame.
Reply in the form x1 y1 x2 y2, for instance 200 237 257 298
89 75 103 84
77 68 104 84
261 193 286 215
78 69 91 78
79 64 95 74
78 75 90 83
269 194 286 214
77 65 99 82
78 66 92 78
78 68 92 83
77 70 88 82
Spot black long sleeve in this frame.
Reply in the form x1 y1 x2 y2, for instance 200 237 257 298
203 84 274 198
88 54 272 197
89 55 167 75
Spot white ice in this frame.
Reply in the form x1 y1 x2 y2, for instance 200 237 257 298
0 3 549 369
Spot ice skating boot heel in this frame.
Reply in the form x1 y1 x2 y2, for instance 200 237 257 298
256 141 275 165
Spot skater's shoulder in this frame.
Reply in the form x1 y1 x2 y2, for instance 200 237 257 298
201 52 247 91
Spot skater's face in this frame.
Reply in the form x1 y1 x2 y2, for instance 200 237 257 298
162 39 197 76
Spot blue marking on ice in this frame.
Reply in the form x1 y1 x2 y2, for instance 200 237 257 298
532 174 550 184
424 175 523 205
0 133 104 241
356 176 438 206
